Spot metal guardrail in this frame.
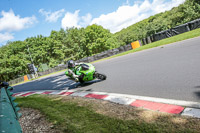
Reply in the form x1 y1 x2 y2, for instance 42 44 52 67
142 18 200 45
0 82 22 133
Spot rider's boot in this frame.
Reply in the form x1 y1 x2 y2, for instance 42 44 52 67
75 78 79 82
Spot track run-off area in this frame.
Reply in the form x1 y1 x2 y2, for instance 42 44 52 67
13 37 200 117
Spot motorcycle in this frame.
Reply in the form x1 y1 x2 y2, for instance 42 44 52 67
65 63 107 83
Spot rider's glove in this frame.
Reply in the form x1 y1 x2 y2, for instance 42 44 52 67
68 71 72 75
74 75 79 78
75 78 79 82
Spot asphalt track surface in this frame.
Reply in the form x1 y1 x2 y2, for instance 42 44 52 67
13 37 200 102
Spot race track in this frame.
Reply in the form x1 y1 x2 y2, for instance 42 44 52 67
13 37 200 102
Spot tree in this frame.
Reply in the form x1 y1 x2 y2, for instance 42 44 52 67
85 24 118 55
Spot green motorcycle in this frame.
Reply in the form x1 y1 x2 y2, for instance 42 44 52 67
65 63 107 83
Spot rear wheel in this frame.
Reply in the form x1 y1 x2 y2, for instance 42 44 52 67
95 72 107 80
79 79 84 84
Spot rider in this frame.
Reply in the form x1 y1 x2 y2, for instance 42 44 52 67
67 60 83 82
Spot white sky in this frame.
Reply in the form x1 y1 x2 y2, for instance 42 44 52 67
0 0 186 44
61 0 185 33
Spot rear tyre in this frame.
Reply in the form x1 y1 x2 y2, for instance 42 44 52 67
79 79 84 84
95 73 107 80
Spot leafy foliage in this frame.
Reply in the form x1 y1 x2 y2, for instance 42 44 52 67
0 25 118 81
0 0 200 81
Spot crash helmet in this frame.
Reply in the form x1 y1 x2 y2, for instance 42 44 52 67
68 60 75 68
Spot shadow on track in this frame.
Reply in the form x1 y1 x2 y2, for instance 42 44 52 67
194 91 200 100
12 73 103 93
194 86 200 100
68 79 103 90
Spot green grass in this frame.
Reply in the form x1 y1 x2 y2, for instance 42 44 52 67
16 95 199 133
92 28 200 63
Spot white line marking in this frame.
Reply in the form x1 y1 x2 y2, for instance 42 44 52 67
94 92 200 108
57 89 68 94
13 92 28 96
104 95 136 105
14 90 200 109
91 92 108 95
50 91 62 95
181 108 200 118
71 91 90 97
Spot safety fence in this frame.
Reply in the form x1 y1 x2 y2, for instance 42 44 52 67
8 74 35 86
76 43 133 63
76 18 200 62
141 18 200 45
8 65 67 85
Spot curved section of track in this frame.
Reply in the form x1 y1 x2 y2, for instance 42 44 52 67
13 37 200 102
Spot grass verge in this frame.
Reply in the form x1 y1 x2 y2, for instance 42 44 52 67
16 95 200 133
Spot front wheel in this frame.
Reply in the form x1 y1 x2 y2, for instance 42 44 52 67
95 72 107 80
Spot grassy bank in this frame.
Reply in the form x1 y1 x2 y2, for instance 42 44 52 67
93 28 200 63
16 95 200 133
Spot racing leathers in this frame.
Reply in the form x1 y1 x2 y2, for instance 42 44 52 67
68 62 83 82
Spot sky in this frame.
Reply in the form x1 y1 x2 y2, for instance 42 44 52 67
0 0 185 46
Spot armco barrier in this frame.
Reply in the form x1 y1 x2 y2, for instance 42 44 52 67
142 38 147 45
146 36 152 44
144 18 200 44
150 35 155 43
118 45 125 52
8 74 35 85
124 44 132 51
0 82 22 133
112 48 120 55
8 65 67 85
171 23 190 35
77 43 132 63
8 76 24 85
37 65 67 76
188 18 200 30
153 30 168 41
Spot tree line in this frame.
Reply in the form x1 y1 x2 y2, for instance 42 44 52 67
0 0 200 81
114 0 200 45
